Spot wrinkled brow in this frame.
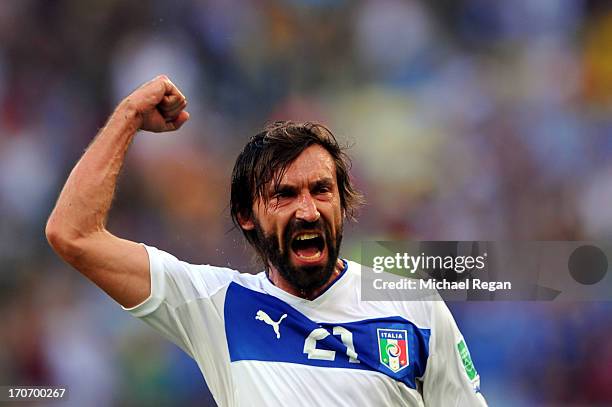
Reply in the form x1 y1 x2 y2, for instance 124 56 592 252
270 176 335 194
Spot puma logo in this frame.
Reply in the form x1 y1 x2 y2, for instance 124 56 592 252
255 310 287 339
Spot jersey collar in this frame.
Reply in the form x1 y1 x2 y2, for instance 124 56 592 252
262 259 349 306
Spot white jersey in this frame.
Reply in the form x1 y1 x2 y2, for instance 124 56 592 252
123 245 487 407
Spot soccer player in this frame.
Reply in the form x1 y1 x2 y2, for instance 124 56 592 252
46 76 487 406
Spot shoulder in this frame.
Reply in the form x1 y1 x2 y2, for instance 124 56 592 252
143 244 270 303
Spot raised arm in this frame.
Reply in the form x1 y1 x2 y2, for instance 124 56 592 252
45 75 189 307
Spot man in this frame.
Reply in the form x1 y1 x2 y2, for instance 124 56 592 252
46 76 486 406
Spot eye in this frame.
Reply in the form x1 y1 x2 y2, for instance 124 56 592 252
314 185 331 194
273 190 294 199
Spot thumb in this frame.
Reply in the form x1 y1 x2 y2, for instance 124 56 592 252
164 110 190 131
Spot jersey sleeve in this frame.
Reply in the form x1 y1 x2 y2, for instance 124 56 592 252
422 301 487 407
122 244 238 357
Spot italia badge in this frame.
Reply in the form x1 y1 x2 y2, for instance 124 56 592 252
377 328 409 372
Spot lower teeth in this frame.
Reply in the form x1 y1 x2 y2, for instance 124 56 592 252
297 250 321 259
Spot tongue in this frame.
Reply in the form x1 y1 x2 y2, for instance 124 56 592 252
295 246 320 258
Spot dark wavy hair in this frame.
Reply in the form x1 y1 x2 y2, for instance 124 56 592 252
230 121 363 249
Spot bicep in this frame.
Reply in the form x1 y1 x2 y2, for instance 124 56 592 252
72 231 150 308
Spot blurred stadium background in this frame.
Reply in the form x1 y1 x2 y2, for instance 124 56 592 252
1 0 612 405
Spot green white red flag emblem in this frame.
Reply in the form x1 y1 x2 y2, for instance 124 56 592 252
377 328 409 372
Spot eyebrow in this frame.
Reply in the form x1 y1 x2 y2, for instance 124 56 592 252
271 177 335 195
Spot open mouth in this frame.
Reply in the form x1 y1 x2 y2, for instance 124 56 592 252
290 232 326 261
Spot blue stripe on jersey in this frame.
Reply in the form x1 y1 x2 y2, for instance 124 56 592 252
224 282 430 389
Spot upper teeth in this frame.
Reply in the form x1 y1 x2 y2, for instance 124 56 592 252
296 233 318 240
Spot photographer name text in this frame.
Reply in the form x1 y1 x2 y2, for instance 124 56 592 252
372 278 512 292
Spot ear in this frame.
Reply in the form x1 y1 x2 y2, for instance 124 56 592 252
237 213 255 231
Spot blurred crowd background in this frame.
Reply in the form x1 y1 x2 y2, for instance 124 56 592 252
1 0 612 406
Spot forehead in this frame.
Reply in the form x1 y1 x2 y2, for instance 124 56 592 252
278 144 336 185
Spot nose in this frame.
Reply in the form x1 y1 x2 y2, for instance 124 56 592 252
295 192 320 222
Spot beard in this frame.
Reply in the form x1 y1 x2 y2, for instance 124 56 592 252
253 217 343 293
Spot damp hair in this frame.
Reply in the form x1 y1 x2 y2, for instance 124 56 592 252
230 120 364 249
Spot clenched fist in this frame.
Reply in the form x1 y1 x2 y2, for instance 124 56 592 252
119 75 190 133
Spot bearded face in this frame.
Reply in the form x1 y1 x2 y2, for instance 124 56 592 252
239 145 345 294
253 217 343 292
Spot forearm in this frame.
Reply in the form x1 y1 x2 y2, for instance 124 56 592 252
46 103 141 250
44 75 188 307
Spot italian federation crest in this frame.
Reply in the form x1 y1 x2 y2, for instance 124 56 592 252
377 329 409 373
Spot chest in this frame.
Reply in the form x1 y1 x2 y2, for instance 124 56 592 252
223 283 431 389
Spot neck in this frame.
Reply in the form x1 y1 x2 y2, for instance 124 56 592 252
268 259 345 300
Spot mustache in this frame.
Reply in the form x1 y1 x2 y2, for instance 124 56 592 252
284 218 327 241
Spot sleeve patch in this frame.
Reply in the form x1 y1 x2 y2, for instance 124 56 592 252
457 339 477 381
